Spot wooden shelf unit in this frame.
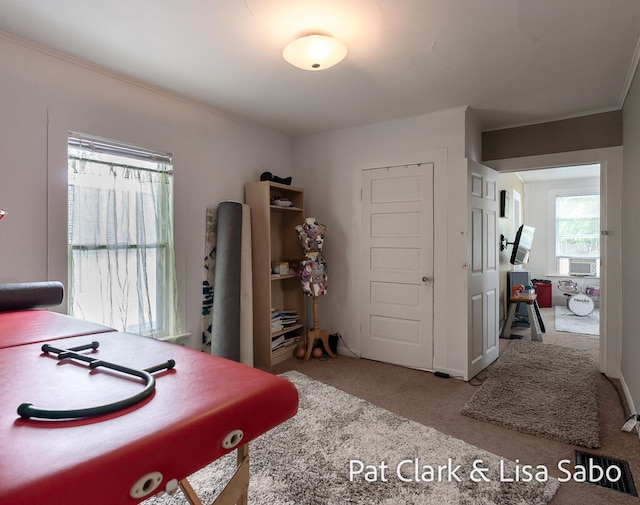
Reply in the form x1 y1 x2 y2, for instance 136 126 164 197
245 181 306 367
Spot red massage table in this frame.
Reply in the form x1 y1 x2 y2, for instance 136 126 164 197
0 309 115 349
0 310 299 505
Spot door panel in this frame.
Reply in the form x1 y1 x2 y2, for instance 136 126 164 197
361 164 434 370
370 282 420 306
468 160 500 378
371 247 421 271
371 212 421 236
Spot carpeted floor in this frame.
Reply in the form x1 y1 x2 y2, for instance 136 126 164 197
554 306 599 336
145 371 559 505
266 320 639 505
461 340 600 448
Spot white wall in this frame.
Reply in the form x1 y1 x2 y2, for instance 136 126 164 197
622 65 640 415
497 173 524 320
292 107 474 378
0 34 293 349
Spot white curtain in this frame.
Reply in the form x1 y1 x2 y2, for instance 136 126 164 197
68 157 180 338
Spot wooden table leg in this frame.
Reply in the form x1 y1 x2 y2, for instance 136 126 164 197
501 302 517 338
179 479 203 505
179 443 249 505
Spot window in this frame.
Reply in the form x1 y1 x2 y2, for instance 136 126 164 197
67 133 180 338
555 194 600 276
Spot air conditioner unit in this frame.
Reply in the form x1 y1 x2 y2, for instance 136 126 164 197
568 258 597 276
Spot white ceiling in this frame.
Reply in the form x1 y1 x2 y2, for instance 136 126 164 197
1 0 639 136
516 164 601 183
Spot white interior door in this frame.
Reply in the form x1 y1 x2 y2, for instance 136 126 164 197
360 164 434 370
468 160 500 378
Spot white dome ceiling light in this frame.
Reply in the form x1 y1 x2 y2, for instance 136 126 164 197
282 34 347 71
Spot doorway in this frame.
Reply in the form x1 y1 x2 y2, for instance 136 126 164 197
498 163 602 361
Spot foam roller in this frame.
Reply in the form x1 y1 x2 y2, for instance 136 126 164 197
0 281 64 311
211 202 243 362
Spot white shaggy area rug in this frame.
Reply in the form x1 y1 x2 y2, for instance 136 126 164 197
555 306 599 336
145 371 559 505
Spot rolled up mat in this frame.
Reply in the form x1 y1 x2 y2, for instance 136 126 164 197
239 204 253 366
211 202 244 362
0 281 64 311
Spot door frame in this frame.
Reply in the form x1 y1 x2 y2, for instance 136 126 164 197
485 147 622 379
356 147 471 377
359 163 435 370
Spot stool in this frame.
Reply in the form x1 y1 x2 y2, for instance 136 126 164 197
502 293 545 341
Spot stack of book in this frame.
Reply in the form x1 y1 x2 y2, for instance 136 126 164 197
270 309 299 334
271 332 302 351
279 309 299 328
270 308 302 351
271 308 283 333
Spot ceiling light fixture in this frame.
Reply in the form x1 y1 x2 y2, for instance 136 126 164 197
282 34 347 71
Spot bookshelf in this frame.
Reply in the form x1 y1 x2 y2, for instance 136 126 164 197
245 181 306 367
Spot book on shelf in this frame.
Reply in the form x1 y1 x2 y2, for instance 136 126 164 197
271 334 285 350
270 308 299 332
271 332 301 351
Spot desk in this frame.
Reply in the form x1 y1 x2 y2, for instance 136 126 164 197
0 312 298 505
501 293 545 342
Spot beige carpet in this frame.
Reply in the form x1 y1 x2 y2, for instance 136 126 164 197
268 347 638 504
461 340 600 448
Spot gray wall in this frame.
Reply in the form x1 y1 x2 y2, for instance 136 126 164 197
622 66 640 413
483 111 622 161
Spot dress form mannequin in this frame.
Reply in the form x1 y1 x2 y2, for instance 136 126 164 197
296 218 336 360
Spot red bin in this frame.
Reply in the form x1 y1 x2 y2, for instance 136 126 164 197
533 281 552 308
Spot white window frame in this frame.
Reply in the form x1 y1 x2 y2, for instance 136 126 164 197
67 133 180 338
549 188 600 277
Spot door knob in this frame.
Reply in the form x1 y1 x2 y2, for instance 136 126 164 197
422 276 429 284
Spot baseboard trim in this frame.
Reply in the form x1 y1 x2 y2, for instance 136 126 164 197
619 372 638 417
